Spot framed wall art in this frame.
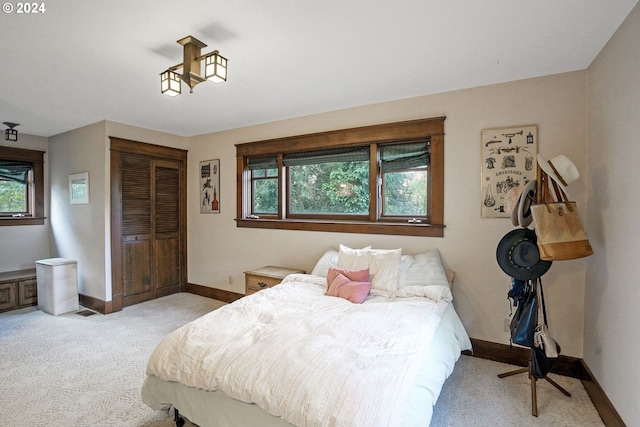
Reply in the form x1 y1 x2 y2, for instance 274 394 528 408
481 125 537 218
200 159 220 214
69 172 89 204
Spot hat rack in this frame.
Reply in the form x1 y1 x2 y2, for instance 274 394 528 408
497 161 572 417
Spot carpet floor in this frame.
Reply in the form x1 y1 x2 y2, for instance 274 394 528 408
0 293 603 426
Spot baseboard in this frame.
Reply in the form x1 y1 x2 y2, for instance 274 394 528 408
579 359 627 427
185 283 244 304
78 293 113 314
468 338 625 427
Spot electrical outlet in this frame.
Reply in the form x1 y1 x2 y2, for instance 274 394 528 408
504 318 511 332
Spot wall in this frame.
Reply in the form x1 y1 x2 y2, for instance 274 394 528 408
48 122 108 300
585 2 640 424
188 71 589 357
0 134 50 271
47 120 187 302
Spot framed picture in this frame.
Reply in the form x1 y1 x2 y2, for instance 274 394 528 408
200 159 220 213
481 125 537 218
69 172 89 204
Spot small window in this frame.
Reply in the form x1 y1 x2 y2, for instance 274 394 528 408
0 147 45 226
0 161 31 214
248 156 278 215
380 141 429 219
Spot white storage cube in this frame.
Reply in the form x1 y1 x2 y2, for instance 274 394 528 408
36 258 78 316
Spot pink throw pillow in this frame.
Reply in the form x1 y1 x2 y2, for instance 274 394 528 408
326 267 369 288
327 273 372 304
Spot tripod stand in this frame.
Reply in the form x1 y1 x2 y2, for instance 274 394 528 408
498 360 571 416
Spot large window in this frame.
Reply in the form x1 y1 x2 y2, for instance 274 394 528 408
236 117 445 237
0 147 45 226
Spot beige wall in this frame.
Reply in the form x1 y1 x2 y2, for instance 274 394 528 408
0 134 50 271
48 121 108 300
188 71 589 357
46 120 186 302
585 2 640 424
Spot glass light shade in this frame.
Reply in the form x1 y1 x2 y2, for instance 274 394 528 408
5 128 17 141
160 70 181 96
205 52 228 83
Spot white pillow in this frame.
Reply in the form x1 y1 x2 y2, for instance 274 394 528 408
367 248 401 293
337 244 370 270
310 249 339 277
398 248 450 288
338 244 401 294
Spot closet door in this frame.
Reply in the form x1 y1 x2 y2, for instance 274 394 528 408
110 137 187 312
121 153 154 306
154 160 181 298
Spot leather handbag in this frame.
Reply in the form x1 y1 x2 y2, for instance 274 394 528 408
533 279 559 358
510 280 537 347
531 278 560 379
531 171 593 261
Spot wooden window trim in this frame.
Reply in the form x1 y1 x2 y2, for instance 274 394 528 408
236 117 445 237
0 146 45 226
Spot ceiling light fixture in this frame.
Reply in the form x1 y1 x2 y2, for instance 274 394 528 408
160 35 228 97
3 122 19 141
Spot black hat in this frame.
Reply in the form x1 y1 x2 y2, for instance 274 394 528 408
496 228 552 280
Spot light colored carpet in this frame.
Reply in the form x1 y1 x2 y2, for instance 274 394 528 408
0 293 604 426
431 355 604 426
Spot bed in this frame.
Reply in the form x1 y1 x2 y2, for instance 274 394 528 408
142 246 472 427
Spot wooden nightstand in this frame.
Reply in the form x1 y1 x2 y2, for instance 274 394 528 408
244 266 306 295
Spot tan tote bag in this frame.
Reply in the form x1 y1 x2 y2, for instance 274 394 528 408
531 172 593 261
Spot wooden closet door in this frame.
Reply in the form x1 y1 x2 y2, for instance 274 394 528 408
153 160 181 298
121 153 154 306
110 137 187 312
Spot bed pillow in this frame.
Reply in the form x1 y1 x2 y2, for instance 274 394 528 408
367 248 401 293
326 267 370 288
326 273 372 304
398 248 450 288
338 245 401 294
310 249 339 277
337 244 371 270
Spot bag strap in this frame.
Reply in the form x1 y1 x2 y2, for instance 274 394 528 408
536 278 548 326
549 175 574 212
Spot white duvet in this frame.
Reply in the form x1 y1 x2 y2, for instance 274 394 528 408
145 274 452 427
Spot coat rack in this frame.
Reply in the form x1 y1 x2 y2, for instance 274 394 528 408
497 164 572 417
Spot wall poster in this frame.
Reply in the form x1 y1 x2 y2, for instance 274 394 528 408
481 125 537 218
200 159 220 213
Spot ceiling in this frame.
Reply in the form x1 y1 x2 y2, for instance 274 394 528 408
1 0 637 138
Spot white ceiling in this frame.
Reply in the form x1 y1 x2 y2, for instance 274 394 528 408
1 0 637 138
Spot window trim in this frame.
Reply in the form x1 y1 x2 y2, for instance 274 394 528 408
236 117 445 237
0 146 45 226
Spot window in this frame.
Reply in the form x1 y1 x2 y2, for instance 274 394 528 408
248 157 278 215
0 146 45 226
236 117 445 237
380 141 429 218
286 147 370 218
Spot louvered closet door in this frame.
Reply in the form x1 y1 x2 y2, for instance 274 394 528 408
120 155 182 306
153 160 181 298
121 154 154 306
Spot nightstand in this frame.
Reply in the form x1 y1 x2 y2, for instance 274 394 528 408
244 266 306 295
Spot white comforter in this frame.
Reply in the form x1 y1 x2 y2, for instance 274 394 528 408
145 274 452 427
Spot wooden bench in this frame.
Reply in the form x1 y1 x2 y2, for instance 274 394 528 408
0 268 37 313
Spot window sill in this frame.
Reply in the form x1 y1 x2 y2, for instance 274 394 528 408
0 217 46 226
236 218 444 237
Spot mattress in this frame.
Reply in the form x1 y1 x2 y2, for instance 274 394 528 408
142 299 471 427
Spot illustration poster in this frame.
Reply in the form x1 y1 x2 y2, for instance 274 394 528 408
481 125 537 218
200 159 220 213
